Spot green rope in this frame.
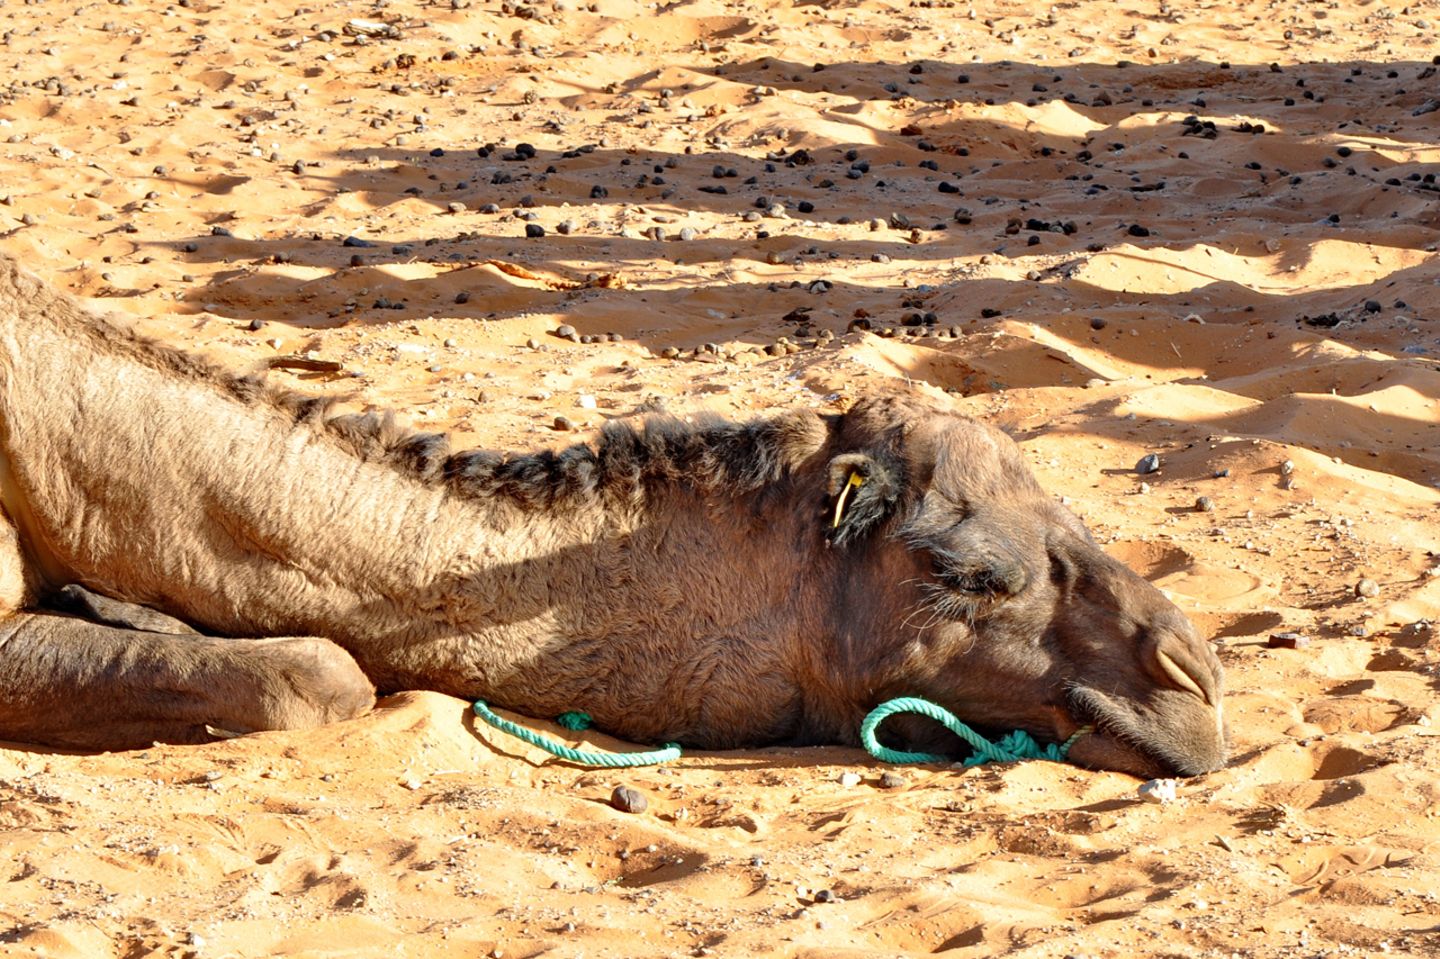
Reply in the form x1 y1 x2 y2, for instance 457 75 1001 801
554 711 593 731
473 700 682 768
474 696 1086 772
861 696 1090 767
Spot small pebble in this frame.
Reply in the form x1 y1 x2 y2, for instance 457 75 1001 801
555 324 579 342
553 415 576 432
838 771 861 788
1137 778 1177 804
879 771 905 789
1194 495 1214 512
610 785 647 814
1135 452 1161 474
1355 578 1380 598
1280 459 1296 476
525 224 546 238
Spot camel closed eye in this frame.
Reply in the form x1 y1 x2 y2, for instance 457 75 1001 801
931 558 1023 597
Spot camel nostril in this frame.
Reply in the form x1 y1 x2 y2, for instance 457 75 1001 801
1156 648 1209 703
1148 625 1221 708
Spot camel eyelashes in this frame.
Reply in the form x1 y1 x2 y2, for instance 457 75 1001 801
930 555 1029 598
931 559 985 594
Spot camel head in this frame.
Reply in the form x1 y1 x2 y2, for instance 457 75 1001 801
827 396 1227 778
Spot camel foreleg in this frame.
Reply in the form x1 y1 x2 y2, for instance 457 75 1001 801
0 612 375 750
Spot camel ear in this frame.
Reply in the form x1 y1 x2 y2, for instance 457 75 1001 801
826 452 902 546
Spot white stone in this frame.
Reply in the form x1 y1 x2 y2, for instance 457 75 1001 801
1138 778 1178 804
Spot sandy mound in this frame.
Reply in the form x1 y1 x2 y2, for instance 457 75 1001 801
2 0 1438 955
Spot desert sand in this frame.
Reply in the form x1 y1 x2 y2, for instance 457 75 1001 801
1 0 1438 955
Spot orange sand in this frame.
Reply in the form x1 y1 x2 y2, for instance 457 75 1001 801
1 0 1438 955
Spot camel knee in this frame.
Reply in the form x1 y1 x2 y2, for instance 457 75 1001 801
253 637 376 730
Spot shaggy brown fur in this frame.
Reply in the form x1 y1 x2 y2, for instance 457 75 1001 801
0 254 1226 774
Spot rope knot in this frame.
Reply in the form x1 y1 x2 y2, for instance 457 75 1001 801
554 711 593 731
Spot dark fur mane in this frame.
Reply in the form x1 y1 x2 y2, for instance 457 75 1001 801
430 411 832 510
7 257 835 511
312 404 835 512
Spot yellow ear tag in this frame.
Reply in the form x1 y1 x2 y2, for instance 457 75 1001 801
832 471 867 529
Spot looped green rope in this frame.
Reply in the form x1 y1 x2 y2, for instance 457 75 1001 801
861 696 1090 767
474 697 1085 771
473 700 682 768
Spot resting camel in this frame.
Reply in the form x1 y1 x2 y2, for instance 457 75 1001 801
0 254 1226 776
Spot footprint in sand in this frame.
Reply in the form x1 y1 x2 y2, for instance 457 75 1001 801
1105 540 1275 614
1303 697 1407 736
1240 736 1390 794
857 891 991 955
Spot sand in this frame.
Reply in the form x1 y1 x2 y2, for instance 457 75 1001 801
1 0 1439 955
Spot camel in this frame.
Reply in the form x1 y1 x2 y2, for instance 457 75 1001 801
0 254 1227 776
